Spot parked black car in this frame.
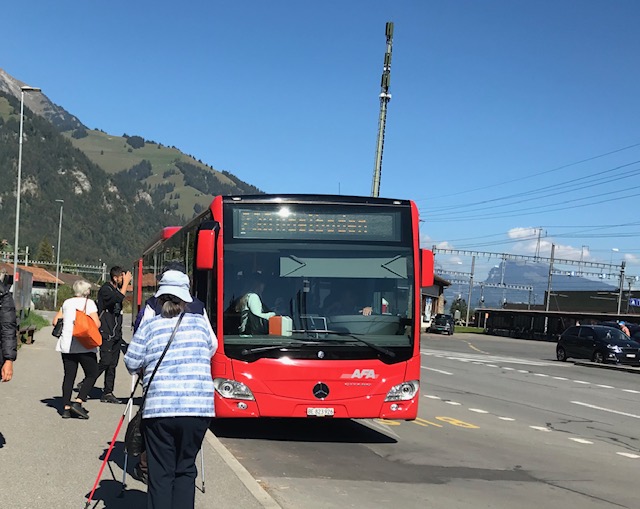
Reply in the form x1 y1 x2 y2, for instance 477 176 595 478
557 325 640 365
429 314 455 335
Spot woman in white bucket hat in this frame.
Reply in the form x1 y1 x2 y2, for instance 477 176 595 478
124 270 217 508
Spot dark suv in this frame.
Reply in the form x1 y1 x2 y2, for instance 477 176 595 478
429 314 455 335
557 325 640 365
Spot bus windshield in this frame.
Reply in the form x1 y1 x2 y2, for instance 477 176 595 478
222 241 414 360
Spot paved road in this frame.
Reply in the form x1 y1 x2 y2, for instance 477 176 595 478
0 313 279 509
7 319 638 508
215 333 640 508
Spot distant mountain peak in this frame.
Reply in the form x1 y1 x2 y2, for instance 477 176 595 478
0 68 85 131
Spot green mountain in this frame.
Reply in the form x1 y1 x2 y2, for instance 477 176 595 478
0 69 261 266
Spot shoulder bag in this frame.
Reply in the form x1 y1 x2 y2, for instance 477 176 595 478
73 298 103 348
125 312 184 456
52 318 64 338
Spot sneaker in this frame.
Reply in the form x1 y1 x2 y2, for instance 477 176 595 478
69 402 89 419
100 393 121 404
61 409 71 419
131 463 148 485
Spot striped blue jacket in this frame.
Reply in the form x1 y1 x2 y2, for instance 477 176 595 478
124 313 216 418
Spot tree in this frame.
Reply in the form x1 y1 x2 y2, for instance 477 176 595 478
35 236 54 263
449 298 468 323
126 135 145 149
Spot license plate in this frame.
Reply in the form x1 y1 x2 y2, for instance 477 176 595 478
626 354 636 358
307 407 334 417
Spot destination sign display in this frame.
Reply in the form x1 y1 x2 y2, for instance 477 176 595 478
232 208 400 241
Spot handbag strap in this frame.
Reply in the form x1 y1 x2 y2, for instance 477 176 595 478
135 312 185 408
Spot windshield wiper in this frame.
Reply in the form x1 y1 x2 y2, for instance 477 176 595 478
292 329 396 358
241 339 320 355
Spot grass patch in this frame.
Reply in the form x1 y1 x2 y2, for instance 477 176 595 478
18 311 50 330
455 326 485 334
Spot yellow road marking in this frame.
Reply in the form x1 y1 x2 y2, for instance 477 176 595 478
436 416 480 429
375 418 402 426
413 417 443 427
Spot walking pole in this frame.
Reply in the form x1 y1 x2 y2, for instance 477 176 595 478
84 396 134 508
200 446 206 493
119 373 139 495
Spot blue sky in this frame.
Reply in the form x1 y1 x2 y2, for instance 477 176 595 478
4 1 640 283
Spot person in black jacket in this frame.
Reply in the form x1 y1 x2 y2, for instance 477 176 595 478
95 266 131 403
0 279 17 382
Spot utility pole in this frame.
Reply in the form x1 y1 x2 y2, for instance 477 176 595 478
500 255 507 306
465 256 475 326
544 244 555 335
370 21 393 198
617 261 626 314
534 228 544 260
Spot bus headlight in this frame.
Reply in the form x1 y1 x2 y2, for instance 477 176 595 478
384 380 419 401
213 378 255 400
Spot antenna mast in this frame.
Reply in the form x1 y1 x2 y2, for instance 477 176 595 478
370 21 393 198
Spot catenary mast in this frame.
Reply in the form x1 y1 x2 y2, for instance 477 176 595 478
370 22 394 198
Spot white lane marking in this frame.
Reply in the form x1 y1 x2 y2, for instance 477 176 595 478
423 395 441 400
534 373 549 377
622 389 640 394
517 369 529 373
553 376 568 380
530 426 552 432
569 438 593 444
499 417 515 421
502 367 515 371
445 401 461 406
469 408 489 414
571 401 640 419
422 367 453 375
596 384 614 389
573 380 590 384
420 349 558 367
486 364 498 368
616 452 640 459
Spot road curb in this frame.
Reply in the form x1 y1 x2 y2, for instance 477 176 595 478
573 361 640 374
205 433 282 509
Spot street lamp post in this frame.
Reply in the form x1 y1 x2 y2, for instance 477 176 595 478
13 85 42 278
54 199 64 309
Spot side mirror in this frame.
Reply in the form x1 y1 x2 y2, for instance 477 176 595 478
196 221 220 270
420 249 434 287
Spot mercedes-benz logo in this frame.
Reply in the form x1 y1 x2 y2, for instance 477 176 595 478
312 382 330 399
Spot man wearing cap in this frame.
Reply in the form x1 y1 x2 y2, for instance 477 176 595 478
124 270 217 508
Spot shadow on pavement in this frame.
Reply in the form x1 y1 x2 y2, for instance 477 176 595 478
41 396 64 415
84 479 146 508
211 417 397 444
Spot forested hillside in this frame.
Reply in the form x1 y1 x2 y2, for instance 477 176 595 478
0 90 261 265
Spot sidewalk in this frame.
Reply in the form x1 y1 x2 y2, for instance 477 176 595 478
0 316 281 509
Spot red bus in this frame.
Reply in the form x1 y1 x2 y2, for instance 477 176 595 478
133 194 433 419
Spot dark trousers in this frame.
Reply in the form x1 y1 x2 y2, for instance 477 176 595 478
61 352 98 407
96 340 120 394
144 416 211 509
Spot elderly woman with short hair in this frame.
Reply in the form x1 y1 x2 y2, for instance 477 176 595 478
52 279 101 419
